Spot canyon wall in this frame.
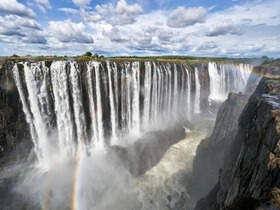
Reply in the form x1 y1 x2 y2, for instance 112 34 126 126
0 62 31 161
194 77 280 210
187 92 249 208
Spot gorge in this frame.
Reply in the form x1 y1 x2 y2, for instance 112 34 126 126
0 58 279 210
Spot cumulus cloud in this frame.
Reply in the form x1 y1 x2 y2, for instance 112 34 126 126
0 0 36 18
82 0 143 26
72 0 91 7
206 21 243 36
196 42 218 51
167 6 207 28
103 28 129 43
47 20 94 43
0 15 46 44
0 15 40 30
23 34 47 44
28 0 52 13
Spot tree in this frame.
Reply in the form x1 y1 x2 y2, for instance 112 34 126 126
261 56 269 60
84 52 92 57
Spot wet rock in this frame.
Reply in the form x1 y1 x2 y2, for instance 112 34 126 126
0 62 31 161
194 77 280 210
188 92 249 206
109 124 186 176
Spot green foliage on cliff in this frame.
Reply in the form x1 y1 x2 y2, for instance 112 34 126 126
262 58 280 67
83 52 92 57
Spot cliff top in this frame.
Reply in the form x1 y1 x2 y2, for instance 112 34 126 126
0 55 258 65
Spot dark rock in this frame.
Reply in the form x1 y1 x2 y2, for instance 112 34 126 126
0 62 31 162
197 62 210 113
188 92 248 204
109 124 186 176
245 65 280 94
194 77 280 210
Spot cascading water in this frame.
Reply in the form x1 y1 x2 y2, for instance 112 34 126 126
12 60 253 165
9 60 253 210
208 62 252 101
12 61 196 162
194 67 201 114
107 61 118 144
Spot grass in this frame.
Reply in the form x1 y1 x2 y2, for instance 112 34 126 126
1 55 279 67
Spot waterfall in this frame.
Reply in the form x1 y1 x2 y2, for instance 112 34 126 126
12 60 252 165
92 61 104 147
208 62 252 102
186 68 191 120
173 64 178 116
194 67 201 114
167 64 172 117
86 62 98 146
70 62 87 149
107 61 118 144
131 62 140 133
51 61 76 156
143 62 152 127
208 62 223 101
152 62 158 123
13 64 38 157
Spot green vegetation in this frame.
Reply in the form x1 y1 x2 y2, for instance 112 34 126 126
261 58 280 67
83 52 92 57
1 53 279 68
107 55 260 65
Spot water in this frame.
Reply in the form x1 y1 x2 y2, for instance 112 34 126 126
8 60 253 209
208 62 252 101
194 67 201 114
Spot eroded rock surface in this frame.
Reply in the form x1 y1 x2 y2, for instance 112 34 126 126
188 92 249 207
195 77 280 210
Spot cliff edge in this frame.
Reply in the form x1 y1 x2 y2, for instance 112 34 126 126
195 77 280 210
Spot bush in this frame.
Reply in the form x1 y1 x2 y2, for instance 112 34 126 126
84 52 92 57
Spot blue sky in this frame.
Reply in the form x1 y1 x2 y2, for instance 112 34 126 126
0 0 279 57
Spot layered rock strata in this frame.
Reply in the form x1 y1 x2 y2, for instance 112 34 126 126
188 92 249 208
194 77 280 210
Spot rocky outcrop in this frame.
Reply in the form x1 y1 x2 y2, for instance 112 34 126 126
0 62 31 161
197 62 210 112
195 77 280 210
188 92 249 207
245 63 280 94
109 124 186 176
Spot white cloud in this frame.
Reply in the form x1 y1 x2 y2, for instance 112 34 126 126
167 6 207 28
207 0 280 27
47 20 94 43
82 0 143 26
58 7 80 15
28 0 52 13
206 21 243 36
0 0 36 18
72 0 91 7
115 0 142 15
1 0 280 57
0 15 40 30
0 15 46 44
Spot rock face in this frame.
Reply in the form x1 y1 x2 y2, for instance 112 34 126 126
188 92 249 207
245 64 280 94
110 124 186 176
197 62 210 113
0 62 31 161
194 77 280 210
